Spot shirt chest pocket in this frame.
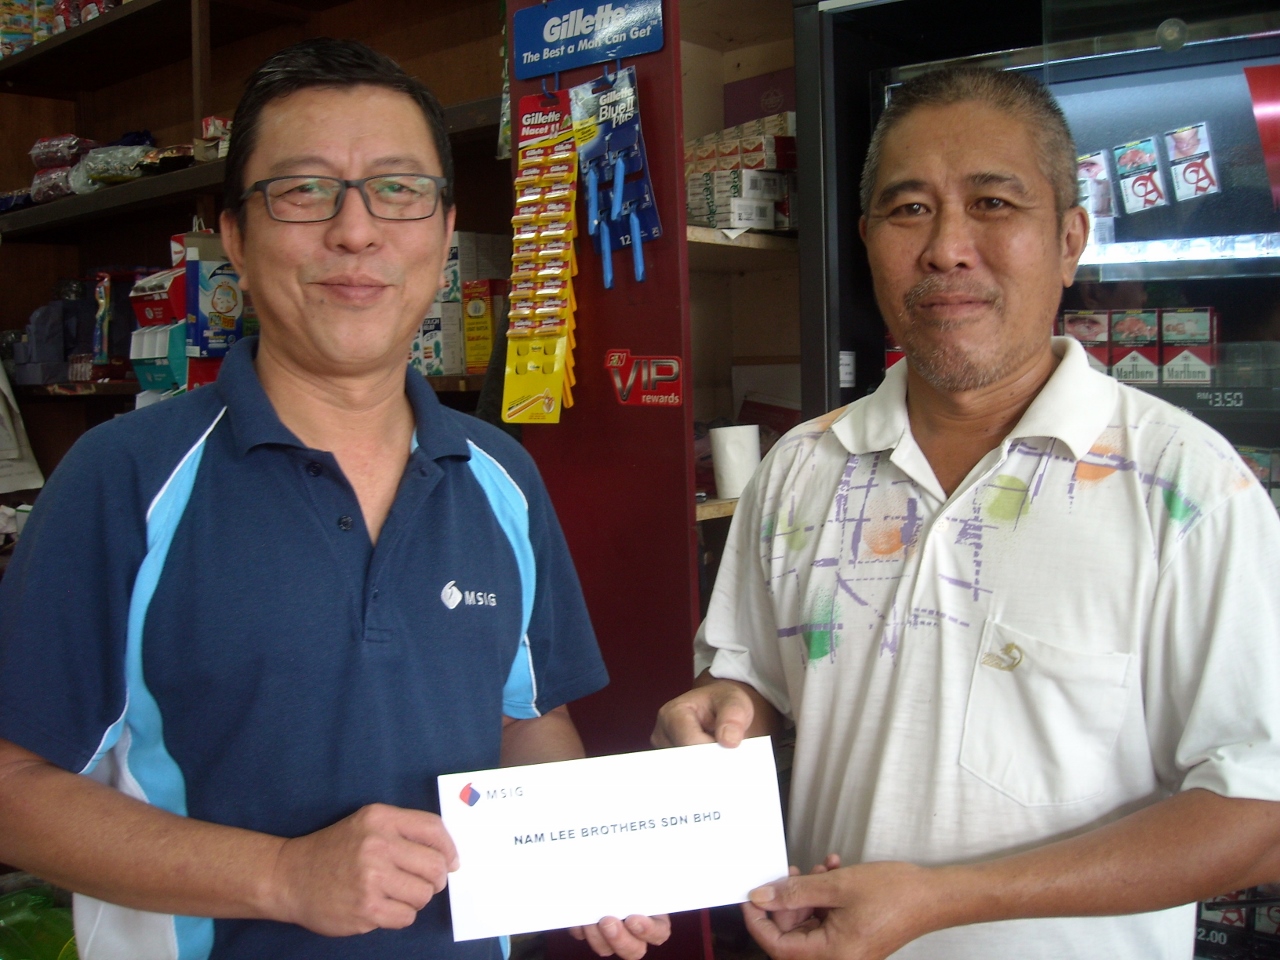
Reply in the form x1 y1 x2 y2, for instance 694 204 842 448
959 619 1133 806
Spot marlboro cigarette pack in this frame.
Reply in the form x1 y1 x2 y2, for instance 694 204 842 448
1110 310 1160 385
1159 308 1217 385
1061 310 1110 374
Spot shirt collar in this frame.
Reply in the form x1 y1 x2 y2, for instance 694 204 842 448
216 336 472 461
1010 336 1117 460
829 336 1116 462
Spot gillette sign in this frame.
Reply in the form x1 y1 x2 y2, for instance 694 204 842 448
513 0 663 80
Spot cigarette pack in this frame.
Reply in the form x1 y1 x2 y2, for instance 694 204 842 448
1164 122 1220 202
1159 308 1216 385
1236 447 1271 489
1109 309 1159 384
1061 310 1109 374
1112 138 1168 214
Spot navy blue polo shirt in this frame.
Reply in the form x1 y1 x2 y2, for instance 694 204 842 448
0 337 608 960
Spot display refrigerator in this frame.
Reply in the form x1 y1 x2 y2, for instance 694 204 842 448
794 0 1280 474
792 1 1280 953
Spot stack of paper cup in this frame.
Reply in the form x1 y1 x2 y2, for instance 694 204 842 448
710 424 761 500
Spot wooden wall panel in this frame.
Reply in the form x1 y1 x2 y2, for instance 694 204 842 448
0 243 78 330
313 0 504 104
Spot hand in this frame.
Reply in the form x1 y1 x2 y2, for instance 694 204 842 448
651 680 757 748
569 914 672 958
270 803 459 937
743 861 932 960
770 855 842 934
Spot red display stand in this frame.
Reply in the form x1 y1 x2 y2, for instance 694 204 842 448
506 2 706 957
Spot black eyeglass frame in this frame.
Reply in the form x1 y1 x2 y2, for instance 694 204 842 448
240 174 450 223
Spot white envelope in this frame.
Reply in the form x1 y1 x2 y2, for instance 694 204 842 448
437 737 789 941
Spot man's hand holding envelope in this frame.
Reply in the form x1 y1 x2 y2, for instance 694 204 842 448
437 735 790 948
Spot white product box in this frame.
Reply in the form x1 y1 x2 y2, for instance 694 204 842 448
414 301 465 376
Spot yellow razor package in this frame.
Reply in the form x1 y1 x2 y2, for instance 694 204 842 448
502 336 569 423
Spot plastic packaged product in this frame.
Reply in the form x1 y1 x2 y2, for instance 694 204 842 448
0 189 34 213
136 144 194 175
81 144 150 183
0 886 77 960
67 159 100 195
29 134 97 169
30 165 74 204
77 0 116 20
51 0 78 31
92 272 110 364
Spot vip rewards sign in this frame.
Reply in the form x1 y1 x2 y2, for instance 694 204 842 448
438 739 788 940
513 0 663 79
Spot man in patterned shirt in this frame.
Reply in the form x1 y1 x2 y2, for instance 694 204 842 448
654 67 1280 960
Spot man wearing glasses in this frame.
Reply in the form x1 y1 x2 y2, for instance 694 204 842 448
0 39 667 960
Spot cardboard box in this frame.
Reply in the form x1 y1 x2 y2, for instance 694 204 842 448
713 169 788 202
714 197 776 230
1109 309 1159 384
723 69 795 129
130 322 187 391
442 232 509 303
415 301 465 377
1061 310 1110 374
130 267 186 327
463 279 508 375
1159 307 1216 385
185 233 244 358
738 135 796 170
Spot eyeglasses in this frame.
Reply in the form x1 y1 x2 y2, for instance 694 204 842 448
241 175 449 223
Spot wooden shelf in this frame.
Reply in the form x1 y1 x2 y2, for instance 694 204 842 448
425 374 486 393
0 0 347 98
17 376 488 398
0 97 503 244
695 497 737 521
16 380 141 397
686 225 799 272
0 160 225 243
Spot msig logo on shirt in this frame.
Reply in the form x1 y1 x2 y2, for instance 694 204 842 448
440 580 497 610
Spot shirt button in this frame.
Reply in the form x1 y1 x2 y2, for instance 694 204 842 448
338 515 354 531
306 461 322 477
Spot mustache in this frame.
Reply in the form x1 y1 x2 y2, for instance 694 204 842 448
902 276 1001 313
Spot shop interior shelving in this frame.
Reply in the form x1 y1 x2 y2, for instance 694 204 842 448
0 0 344 98
0 96 503 244
1077 236 1280 283
686 225 798 272
680 0 801 427
694 496 738 521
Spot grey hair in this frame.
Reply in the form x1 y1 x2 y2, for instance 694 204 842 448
859 67 1078 219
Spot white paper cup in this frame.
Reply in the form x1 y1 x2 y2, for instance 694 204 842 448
710 424 761 500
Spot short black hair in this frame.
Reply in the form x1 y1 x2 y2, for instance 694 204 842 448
223 38 454 229
861 67 1078 221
